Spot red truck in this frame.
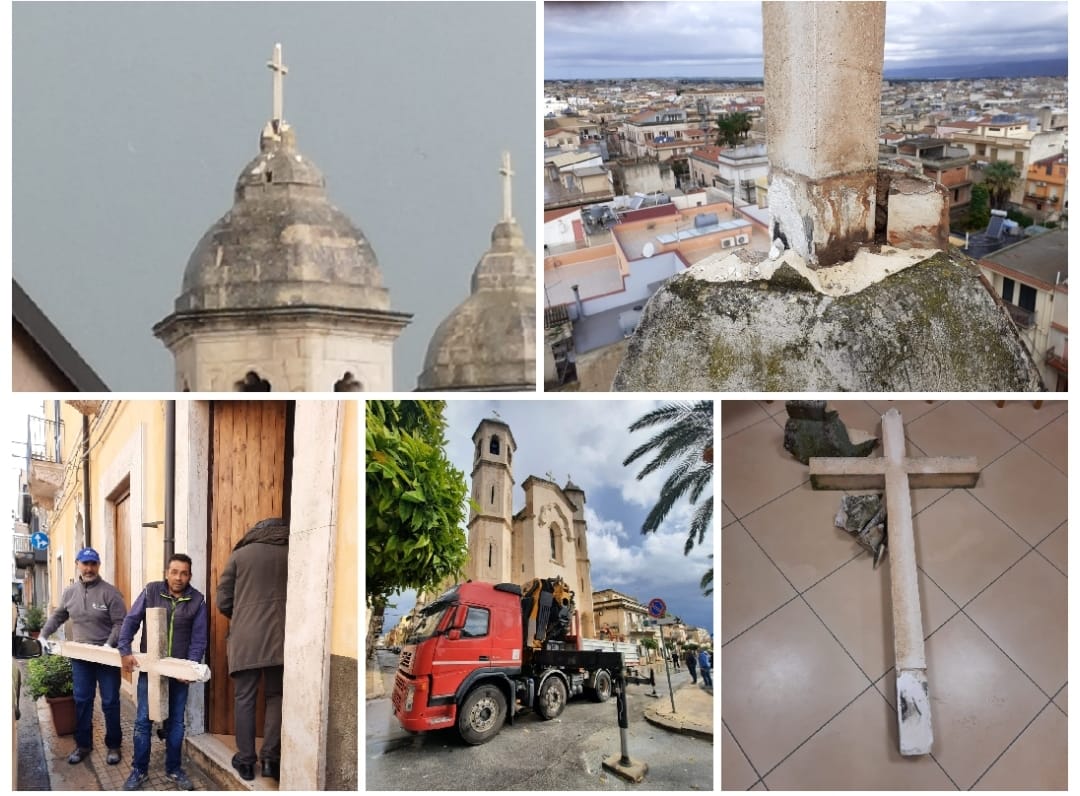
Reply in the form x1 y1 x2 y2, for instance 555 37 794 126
391 577 632 744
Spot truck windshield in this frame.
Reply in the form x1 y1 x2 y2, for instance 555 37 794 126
406 604 452 644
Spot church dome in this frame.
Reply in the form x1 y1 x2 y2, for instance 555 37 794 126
418 154 535 391
173 124 390 314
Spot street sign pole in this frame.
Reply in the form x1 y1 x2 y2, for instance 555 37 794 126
659 622 676 713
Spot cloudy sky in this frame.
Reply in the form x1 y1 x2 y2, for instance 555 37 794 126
14 2 535 391
381 398 715 638
545 1 1068 79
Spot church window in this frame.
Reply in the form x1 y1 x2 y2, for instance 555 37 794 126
236 371 271 392
490 435 500 455
462 607 490 638
488 543 493 568
550 528 558 561
333 371 363 391
491 485 496 505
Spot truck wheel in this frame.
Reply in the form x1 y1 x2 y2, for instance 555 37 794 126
590 670 612 703
536 675 568 720
457 685 507 745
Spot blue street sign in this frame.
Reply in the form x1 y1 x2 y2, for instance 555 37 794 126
30 532 49 551
647 597 666 618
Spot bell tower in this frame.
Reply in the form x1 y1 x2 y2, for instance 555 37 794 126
466 419 516 583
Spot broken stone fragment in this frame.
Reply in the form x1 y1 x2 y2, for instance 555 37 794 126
835 494 888 565
782 406 879 465
783 400 826 421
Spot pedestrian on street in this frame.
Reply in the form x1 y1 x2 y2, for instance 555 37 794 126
39 547 127 766
118 554 208 791
684 648 697 684
698 648 713 688
216 518 289 782
671 650 680 671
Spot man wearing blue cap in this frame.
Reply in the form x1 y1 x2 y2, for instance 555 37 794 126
40 547 128 765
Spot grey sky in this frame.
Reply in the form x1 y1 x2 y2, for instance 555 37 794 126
14 2 536 391
545 1 1068 79
382 399 715 637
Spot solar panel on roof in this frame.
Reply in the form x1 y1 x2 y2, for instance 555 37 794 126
986 215 1005 239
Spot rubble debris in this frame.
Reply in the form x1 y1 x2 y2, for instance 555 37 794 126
835 494 887 567
782 402 879 464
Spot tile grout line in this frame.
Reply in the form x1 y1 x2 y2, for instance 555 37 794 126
968 696 1058 790
969 400 1067 446
721 716 765 789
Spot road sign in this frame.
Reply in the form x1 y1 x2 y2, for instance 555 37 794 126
30 532 49 551
647 597 666 619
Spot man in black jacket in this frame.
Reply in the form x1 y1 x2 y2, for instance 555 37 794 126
118 553 207 791
217 518 289 782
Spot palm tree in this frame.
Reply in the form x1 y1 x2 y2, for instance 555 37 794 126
981 161 1020 210
715 111 752 148
623 401 713 593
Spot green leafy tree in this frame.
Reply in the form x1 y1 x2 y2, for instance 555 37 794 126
981 161 1020 210
623 401 714 593
967 183 990 230
715 111 752 148
366 400 471 660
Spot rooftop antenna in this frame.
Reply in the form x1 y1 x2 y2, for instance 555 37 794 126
499 151 515 223
267 42 288 131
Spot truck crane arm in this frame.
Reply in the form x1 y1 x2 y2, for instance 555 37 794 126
520 577 576 649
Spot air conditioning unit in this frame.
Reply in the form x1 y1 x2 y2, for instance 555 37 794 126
722 238 735 248
736 234 749 245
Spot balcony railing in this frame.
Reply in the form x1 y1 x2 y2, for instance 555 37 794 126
1005 303 1036 329
1046 346 1068 373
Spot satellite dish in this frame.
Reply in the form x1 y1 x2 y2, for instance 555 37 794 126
642 242 655 258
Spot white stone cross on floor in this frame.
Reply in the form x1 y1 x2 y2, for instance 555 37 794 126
808 408 980 756
53 607 210 722
499 151 515 223
267 42 288 124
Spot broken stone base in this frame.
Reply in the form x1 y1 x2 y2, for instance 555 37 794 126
613 249 1045 392
783 405 879 465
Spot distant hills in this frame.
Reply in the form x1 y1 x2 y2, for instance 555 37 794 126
883 58 1068 80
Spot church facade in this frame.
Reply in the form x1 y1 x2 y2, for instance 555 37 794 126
465 418 595 638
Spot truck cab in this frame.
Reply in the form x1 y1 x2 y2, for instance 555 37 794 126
392 582 523 739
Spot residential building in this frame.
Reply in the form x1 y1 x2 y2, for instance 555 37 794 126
1022 154 1068 222
978 229 1067 390
12 280 109 392
689 144 770 204
592 589 659 648
16 399 359 788
621 107 696 159
893 137 974 220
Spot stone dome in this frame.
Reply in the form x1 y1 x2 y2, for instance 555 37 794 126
173 125 390 314
418 219 536 390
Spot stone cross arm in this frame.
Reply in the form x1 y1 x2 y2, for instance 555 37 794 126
54 607 209 722
809 408 980 756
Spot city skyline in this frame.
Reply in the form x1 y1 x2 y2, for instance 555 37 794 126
545 1 1068 79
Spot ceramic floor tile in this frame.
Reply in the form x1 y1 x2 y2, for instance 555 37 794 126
721 501 736 528
864 399 940 422
804 556 958 682
972 444 1068 545
879 613 1047 790
1026 413 1067 474
827 400 883 443
721 522 797 644
722 401 772 439
971 399 1067 441
739 483 862 592
748 782 765 790
1053 684 1066 715
760 400 787 417
913 490 1029 607
721 418 807 518
722 598 870 776
966 552 1067 696
972 703 1067 790
905 401 1018 468
721 722 760 790
763 687 956 790
1037 523 1067 575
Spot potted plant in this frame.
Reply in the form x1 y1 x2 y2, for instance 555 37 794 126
26 653 76 736
23 604 46 639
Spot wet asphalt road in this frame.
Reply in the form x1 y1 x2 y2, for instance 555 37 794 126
365 650 712 791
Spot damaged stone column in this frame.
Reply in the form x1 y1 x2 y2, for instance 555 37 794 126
763 1 886 267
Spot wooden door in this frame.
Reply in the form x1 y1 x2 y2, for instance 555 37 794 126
207 401 289 736
113 488 132 685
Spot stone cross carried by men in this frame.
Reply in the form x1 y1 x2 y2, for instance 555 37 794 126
37 517 291 789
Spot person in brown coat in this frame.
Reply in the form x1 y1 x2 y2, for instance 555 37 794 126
216 518 289 782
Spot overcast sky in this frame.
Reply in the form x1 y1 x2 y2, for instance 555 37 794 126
382 399 716 638
545 1 1069 79
14 2 535 391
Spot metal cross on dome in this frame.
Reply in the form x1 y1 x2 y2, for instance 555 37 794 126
267 42 288 124
499 151 515 223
